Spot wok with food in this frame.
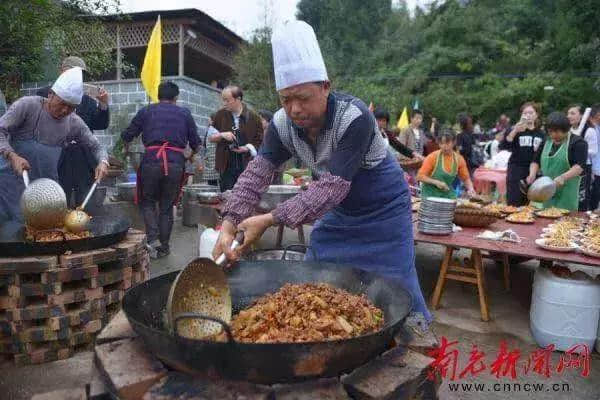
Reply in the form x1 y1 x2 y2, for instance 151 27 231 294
0 216 130 257
221 283 384 343
122 260 412 383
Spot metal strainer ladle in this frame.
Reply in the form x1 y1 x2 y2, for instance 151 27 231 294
64 180 99 233
166 232 244 339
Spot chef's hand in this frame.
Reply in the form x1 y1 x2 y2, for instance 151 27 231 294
220 131 235 142
231 146 249 154
95 161 108 181
435 181 450 191
526 174 536 185
7 152 30 175
197 162 204 173
236 213 276 254
554 175 565 187
467 188 477 197
212 219 237 263
96 88 109 110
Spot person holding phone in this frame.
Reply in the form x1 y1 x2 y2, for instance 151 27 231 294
209 86 263 192
500 102 545 206
36 56 110 213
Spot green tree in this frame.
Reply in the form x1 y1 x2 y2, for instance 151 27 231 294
0 0 122 102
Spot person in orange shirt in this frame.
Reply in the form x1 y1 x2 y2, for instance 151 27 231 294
417 130 476 199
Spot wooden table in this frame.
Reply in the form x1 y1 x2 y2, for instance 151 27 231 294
413 214 600 321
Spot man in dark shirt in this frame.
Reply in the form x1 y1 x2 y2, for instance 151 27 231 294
121 82 200 258
36 56 110 211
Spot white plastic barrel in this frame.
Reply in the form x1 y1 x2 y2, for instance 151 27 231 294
530 267 600 352
198 227 219 260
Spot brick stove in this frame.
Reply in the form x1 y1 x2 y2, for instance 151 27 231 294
89 311 441 400
0 230 149 366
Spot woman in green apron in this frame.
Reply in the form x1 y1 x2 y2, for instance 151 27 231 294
526 112 588 211
417 130 476 199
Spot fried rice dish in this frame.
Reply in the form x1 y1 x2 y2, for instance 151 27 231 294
226 283 384 343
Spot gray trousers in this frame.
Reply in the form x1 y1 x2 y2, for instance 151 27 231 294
139 161 183 248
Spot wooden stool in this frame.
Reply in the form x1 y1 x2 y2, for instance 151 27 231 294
275 224 305 248
430 247 491 321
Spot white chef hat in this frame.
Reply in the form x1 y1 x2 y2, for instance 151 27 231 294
271 20 328 91
51 67 83 105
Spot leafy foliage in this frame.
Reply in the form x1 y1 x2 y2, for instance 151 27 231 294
0 0 122 102
233 0 600 126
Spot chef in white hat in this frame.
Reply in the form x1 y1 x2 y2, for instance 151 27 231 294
0 67 108 224
213 20 431 323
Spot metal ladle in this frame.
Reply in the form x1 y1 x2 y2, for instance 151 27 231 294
64 180 99 233
166 232 244 339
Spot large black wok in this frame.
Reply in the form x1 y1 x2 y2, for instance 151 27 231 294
0 216 130 256
122 260 412 384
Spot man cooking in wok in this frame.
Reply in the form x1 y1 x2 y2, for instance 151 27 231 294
0 67 108 224
213 20 431 324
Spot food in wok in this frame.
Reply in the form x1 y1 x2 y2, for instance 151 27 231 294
216 283 384 343
25 225 90 242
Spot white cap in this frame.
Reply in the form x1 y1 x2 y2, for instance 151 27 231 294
271 20 328 91
51 67 83 105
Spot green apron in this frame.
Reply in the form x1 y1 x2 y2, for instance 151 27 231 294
421 151 457 199
540 133 581 211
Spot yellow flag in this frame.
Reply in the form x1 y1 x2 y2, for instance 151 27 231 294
396 107 409 130
141 16 162 103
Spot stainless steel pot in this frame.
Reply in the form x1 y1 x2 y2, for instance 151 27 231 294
182 203 219 228
196 191 222 204
527 176 557 203
246 249 306 261
259 185 301 211
21 178 68 230
115 182 136 202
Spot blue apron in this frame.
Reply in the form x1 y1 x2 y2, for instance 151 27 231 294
0 106 63 224
305 152 432 323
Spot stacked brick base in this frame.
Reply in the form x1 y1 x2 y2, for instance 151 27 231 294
0 229 149 366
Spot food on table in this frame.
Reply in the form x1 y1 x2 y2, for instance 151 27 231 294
484 203 519 214
220 283 384 343
536 207 568 218
580 221 600 255
520 205 537 213
25 226 90 242
506 211 535 223
457 200 482 209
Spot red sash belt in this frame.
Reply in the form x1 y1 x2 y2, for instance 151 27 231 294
145 142 185 176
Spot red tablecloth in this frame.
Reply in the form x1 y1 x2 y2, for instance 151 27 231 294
473 167 507 196
413 213 600 267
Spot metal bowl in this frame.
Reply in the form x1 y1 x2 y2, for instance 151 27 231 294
21 178 67 230
115 182 136 202
527 176 557 203
196 191 222 204
245 248 306 261
259 185 301 211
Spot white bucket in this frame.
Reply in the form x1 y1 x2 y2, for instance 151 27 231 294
530 267 600 352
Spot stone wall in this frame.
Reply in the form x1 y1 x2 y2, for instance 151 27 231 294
21 76 222 153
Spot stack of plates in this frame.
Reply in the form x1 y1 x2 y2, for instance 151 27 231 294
417 197 456 235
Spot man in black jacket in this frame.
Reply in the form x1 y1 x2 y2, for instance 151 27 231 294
37 56 110 212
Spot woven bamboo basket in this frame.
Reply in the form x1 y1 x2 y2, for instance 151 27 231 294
453 207 502 228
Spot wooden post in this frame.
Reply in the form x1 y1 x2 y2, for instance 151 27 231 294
116 25 122 80
178 24 184 77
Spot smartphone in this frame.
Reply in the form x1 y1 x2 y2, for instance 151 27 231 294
83 84 101 98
